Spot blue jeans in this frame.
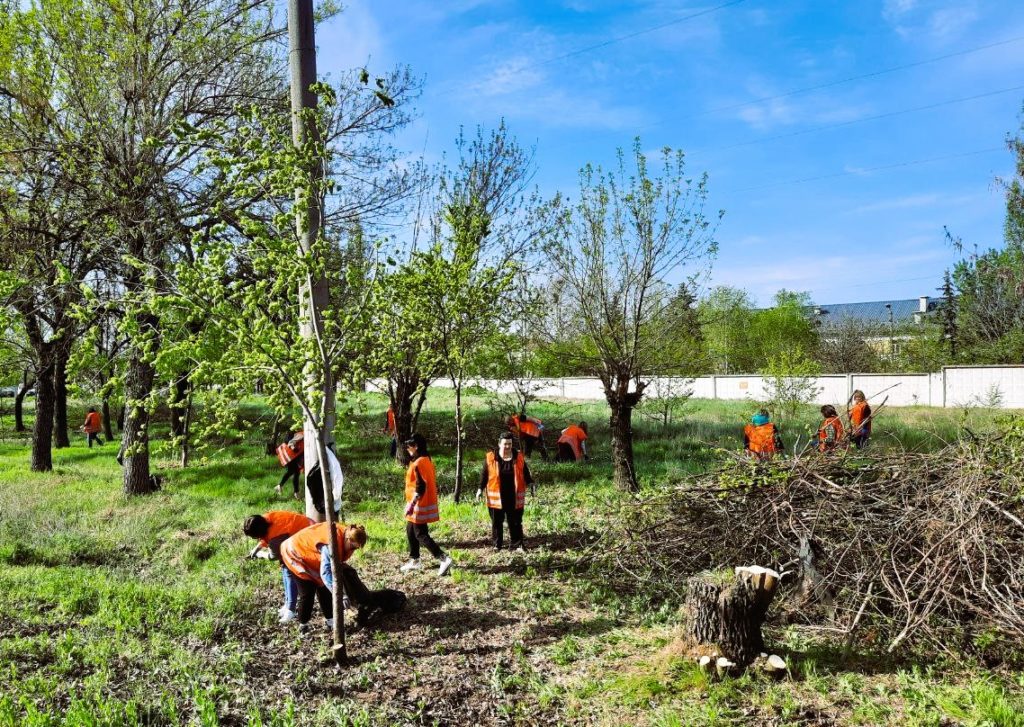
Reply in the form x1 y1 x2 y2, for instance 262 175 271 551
282 567 298 611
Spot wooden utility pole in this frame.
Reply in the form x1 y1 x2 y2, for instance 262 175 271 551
287 0 345 664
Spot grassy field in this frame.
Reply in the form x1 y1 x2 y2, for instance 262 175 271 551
0 392 1022 725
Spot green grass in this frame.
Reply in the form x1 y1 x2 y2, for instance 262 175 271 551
0 392 1020 725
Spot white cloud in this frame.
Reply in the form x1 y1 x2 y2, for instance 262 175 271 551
318 0 385 72
882 0 978 40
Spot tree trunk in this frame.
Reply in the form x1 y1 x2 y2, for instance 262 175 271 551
453 378 464 502
53 350 70 449
180 389 193 468
122 347 157 496
609 399 639 492
685 575 721 644
14 373 33 433
31 357 56 472
101 397 114 441
266 415 283 456
391 377 416 466
169 374 188 438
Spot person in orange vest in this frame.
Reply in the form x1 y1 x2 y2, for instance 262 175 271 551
243 510 315 622
400 433 454 575
743 409 783 460
275 430 304 498
382 405 397 458
476 431 534 551
848 390 872 449
555 421 589 462
279 521 370 631
506 412 548 460
82 407 103 448
817 405 846 453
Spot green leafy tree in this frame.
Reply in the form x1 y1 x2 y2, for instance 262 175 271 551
547 141 720 491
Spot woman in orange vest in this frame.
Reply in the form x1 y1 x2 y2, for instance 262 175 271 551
400 433 453 576
279 521 369 630
848 390 872 449
243 510 315 622
82 407 103 448
275 430 304 498
817 405 846 453
556 421 589 462
743 409 783 461
506 412 549 461
476 431 534 551
383 406 398 458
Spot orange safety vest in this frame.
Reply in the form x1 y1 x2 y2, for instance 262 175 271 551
511 414 542 439
280 521 353 584
557 425 588 461
276 433 304 467
385 407 396 435
818 416 845 452
849 401 872 435
258 510 315 549
83 411 101 434
485 450 527 510
744 422 778 457
404 455 439 524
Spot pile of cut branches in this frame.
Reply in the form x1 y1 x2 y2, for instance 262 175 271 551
606 422 1024 658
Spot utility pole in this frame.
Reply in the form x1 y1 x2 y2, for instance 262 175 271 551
288 0 345 665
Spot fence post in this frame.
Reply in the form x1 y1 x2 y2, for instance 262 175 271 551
846 374 853 401
941 367 947 408
711 375 717 401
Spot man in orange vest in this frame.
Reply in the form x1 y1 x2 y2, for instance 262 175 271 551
743 409 783 461
817 405 846 453
279 521 369 631
82 407 103 448
506 412 549 460
243 510 315 622
848 390 872 449
476 431 534 551
555 421 589 462
400 433 453 575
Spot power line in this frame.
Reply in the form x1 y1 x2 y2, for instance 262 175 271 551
429 0 747 100
690 34 1024 121
696 84 1024 154
536 0 748 67
731 146 1005 193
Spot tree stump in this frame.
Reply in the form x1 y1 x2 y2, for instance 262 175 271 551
684 575 721 644
685 566 781 668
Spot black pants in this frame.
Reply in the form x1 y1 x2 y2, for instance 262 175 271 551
521 434 548 461
87 432 103 448
389 437 397 459
852 433 870 450
555 442 577 462
406 521 444 559
296 564 372 624
490 508 524 549
278 459 300 494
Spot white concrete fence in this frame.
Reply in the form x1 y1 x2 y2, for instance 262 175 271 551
429 366 1024 408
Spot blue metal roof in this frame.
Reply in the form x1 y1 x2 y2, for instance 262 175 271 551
809 297 948 327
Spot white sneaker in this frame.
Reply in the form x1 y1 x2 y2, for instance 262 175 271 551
437 555 453 576
278 607 296 624
325 617 334 630
400 559 423 572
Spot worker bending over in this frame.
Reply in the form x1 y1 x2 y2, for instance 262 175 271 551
556 421 589 462
743 409 783 460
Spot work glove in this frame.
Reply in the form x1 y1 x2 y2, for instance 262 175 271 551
405 501 415 516
475 488 482 502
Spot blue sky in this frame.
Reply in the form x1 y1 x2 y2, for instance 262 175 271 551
315 0 1024 306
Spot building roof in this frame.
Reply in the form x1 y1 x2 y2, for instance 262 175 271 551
809 297 948 327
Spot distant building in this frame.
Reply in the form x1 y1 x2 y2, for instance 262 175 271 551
809 295 949 357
